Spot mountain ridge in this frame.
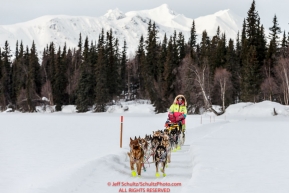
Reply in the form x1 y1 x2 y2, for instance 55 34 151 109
0 4 243 57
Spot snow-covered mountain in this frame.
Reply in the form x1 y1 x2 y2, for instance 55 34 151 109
0 4 243 57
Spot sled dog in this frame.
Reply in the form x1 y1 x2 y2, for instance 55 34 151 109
154 145 167 177
161 134 171 164
127 137 144 176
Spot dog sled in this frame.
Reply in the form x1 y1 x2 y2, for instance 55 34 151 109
165 120 185 138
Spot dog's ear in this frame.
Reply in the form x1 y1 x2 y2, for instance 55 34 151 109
130 137 133 141
134 136 137 140
138 136 141 140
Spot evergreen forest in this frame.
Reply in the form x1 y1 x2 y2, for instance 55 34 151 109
0 0 289 113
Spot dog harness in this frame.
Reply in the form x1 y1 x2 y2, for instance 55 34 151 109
158 151 167 162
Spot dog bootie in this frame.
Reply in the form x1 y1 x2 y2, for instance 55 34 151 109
166 164 169 168
155 172 160 177
131 170 137 177
163 173 166 177
177 145 181 150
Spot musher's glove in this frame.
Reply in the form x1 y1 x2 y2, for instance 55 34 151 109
168 113 175 122
176 114 185 122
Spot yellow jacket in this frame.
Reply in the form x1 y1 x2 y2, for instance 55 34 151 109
169 95 187 125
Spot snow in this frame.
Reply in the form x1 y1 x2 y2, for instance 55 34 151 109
1 100 289 193
0 4 243 57
104 9 126 20
225 101 289 116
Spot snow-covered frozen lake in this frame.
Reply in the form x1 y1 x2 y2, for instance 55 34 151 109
1 101 289 193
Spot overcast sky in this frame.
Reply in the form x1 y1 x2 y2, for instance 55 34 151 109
1 0 289 32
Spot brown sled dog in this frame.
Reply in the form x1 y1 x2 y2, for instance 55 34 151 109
127 137 144 177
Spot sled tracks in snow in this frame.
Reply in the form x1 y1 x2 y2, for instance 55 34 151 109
131 144 193 179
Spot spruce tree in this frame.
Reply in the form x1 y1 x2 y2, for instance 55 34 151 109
239 1 266 103
85 57 97 106
189 20 198 60
74 33 83 72
1 41 12 108
22 46 32 111
200 30 210 65
113 38 122 95
241 46 260 102
235 31 241 65
76 37 95 112
256 23 267 64
159 34 167 77
240 19 248 68
235 33 242 103
120 40 127 95
136 35 146 97
66 48 74 104
215 32 227 70
246 0 265 73
40 45 52 106
18 42 25 99
25 41 40 112
267 15 281 77
281 31 288 49
53 47 62 111
178 32 185 60
225 39 239 103
106 29 119 99
149 22 160 81
53 44 69 111
167 31 181 99
48 42 56 104
209 30 219 75
163 36 174 99
144 21 159 104
287 32 289 46
268 14 281 49
95 30 109 112
30 41 41 96
246 0 259 47
11 41 20 105
189 20 197 49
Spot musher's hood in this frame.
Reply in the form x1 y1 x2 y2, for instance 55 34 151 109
173 95 187 106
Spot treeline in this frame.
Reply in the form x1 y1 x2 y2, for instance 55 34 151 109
1 0 289 113
0 29 129 112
